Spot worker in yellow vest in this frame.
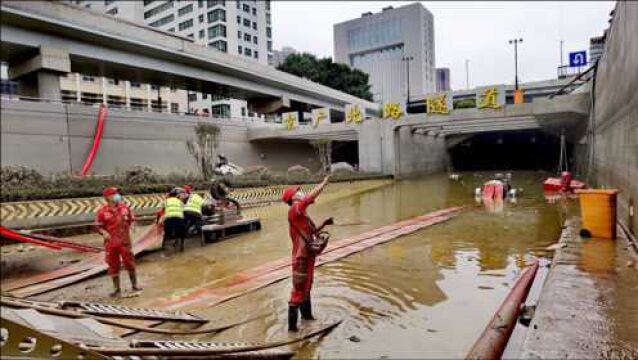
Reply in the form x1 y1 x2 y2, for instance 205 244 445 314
159 187 186 252
183 185 204 236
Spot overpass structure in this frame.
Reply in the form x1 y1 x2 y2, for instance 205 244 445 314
0 1 378 117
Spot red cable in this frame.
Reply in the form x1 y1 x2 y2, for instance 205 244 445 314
80 104 108 176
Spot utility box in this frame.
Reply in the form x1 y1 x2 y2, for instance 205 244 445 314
575 189 619 239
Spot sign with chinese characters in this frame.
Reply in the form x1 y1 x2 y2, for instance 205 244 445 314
476 85 505 109
311 108 330 128
345 104 363 123
282 111 298 130
383 102 403 119
426 92 452 114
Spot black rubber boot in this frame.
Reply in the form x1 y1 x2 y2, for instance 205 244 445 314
129 270 142 291
109 276 121 297
288 305 299 332
300 299 315 320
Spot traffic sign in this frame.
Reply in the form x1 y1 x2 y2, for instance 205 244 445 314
569 51 587 67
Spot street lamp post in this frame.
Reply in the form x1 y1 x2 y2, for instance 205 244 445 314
401 55 413 114
508 38 523 90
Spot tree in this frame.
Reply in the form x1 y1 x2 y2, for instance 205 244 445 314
278 53 373 101
186 122 220 180
310 139 332 174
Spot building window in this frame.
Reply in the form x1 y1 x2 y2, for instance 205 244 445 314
266 27 271 38
144 1 174 19
208 24 226 38
167 27 175 32
188 93 197 102
237 30 242 39
107 78 119 85
178 4 193 16
171 102 179 113
241 107 246 116
236 15 241 24
254 50 258 59
144 0 156 6
207 0 224 8
151 84 159 90
202 93 208 99
244 33 251 42
199 14 204 23
242 4 250 13
210 40 227 52
244 48 252 56
82 75 95 82
267 40 272 51
106 7 118 15
252 7 256 15
199 29 205 38
236 1 240 9
198 0 204 8
265 0 270 11
149 14 175 27
267 54 273 65
253 36 258 44
130 82 141 88
266 13 271 25
238 45 242 54
178 19 193 31
252 21 257 30
208 8 226 23
212 103 230 117
243 18 250 27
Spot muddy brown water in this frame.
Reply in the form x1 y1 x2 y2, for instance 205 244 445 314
7 171 634 358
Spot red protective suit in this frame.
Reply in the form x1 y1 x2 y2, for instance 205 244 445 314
95 202 136 275
288 195 317 306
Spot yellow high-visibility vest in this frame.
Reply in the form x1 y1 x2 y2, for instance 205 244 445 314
164 197 184 219
184 193 204 215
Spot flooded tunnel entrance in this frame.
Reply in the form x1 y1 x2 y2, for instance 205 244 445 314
331 141 359 168
448 130 571 171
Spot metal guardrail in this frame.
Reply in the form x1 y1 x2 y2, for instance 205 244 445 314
549 64 596 99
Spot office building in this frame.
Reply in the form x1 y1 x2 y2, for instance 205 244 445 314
589 36 605 64
435 68 450 92
334 3 435 104
62 0 274 119
273 46 297 68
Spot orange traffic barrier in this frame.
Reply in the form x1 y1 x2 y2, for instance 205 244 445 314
575 189 619 239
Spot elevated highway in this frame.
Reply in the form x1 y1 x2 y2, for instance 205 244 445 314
0 1 378 116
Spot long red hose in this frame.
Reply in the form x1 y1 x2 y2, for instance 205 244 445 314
0 226 63 251
80 104 107 176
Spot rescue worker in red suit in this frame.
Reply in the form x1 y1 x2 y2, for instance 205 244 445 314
282 175 333 331
95 187 141 297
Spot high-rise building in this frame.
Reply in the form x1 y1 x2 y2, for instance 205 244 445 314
273 46 297 68
435 68 450 92
589 36 605 64
62 0 274 119
333 3 435 104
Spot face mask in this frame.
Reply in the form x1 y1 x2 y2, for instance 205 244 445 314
112 194 123 203
295 191 305 199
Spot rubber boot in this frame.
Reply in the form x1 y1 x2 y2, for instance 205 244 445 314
110 276 121 297
300 299 315 320
129 270 142 291
288 305 299 332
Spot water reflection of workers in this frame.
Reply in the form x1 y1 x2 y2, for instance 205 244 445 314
282 175 334 332
158 188 186 251
183 185 204 236
95 187 140 297
210 179 241 219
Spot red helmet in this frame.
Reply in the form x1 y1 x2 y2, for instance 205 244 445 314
183 185 193 193
102 187 119 197
282 186 300 204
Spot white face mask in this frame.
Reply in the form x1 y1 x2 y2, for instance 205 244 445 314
294 191 305 200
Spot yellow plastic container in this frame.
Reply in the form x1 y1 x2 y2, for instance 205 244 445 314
575 189 619 239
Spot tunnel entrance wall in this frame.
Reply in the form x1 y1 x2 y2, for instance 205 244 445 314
586 2 638 234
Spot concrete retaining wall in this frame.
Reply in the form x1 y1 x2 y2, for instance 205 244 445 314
0 100 320 175
591 1 638 233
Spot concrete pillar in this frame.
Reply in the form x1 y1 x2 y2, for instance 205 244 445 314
146 84 152 111
124 80 131 110
75 73 81 102
8 46 70 101
101 77 107 104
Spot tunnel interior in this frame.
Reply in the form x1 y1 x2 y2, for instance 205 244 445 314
448 130 573 171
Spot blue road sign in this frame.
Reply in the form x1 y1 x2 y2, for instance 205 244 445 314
569 51 587 67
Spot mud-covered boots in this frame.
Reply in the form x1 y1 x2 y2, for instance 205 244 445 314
300 299 316 320
129 270 142 291
288 305 299 332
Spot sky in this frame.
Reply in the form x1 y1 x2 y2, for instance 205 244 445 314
271 1 615 90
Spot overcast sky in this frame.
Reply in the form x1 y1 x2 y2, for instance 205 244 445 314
271 1 615 90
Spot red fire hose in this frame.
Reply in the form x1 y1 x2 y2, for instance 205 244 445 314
0 226 63 251
466 259 540 360
80 104 107 176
